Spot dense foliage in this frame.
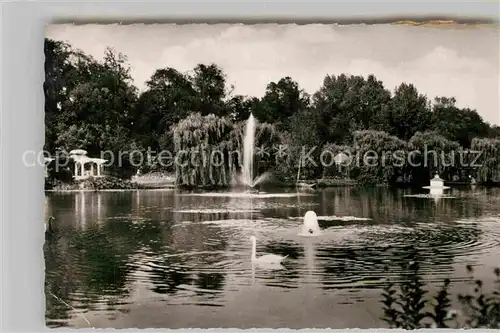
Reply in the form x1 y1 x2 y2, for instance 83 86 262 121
381 261 500 329
44 38 500 186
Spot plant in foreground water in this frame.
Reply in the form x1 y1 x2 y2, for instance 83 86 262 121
427 278 454 328
457 265 500 328
380 260 428 329
381 264 500 329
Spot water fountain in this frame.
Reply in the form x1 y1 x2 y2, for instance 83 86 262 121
299 211 322 236
422 173 450 196
181 114 311 199
242 113 255 190
240 114 272 194
421 173 451 203
403 173 456 202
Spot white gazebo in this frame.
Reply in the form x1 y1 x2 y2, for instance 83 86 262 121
69 149 107 180
44 157 54 178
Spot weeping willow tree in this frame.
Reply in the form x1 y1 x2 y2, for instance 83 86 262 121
409 131 461 183
270 131 297 182
172 113 287 187
172 113 241 188
253 122 280 177
352 130 408 185
471 137 500 184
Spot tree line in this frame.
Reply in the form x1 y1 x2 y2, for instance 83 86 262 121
44 38 500 186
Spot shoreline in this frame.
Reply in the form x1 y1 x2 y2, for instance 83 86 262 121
44 181 493 192
45 175 495 192
44 187 176 193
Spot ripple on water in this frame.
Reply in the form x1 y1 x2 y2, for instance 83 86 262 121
106 215 152 223
403 194 458 199
139 214 500 288
44 188 500 328
179 192 313 198
311 217 500 288
173 218 293 235
288 215 372 222
172 208 259 214
167 214 500 292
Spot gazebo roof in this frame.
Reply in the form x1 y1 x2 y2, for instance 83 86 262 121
69 149 88 155
70 155 108 165
70 155 92 164
89 158 107 164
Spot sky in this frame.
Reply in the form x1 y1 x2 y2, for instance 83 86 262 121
46 23 499 125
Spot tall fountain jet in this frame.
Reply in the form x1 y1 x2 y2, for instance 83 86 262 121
242 113 256 188
240 113 272 192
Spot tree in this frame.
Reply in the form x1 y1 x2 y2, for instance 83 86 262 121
255 76 310 128
431 97 489 147
389 83 432 141
172 113 237 187
54 48 139 177
489 125 500 138
408 131 461 183
288 109 323 178
133 67 196 150
471 137 500 184
336 74 391 132
311 74 350 144
488 125 500 138
191 63 229 117
226 95 263 122
311 74 392 144
352 130 408 185
44 38 92 151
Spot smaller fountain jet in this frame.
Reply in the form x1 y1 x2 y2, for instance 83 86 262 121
422 173 450 203
423 173 450 195
299 211 322 236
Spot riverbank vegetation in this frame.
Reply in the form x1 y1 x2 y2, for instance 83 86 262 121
45 176 144 191
380 259 500 329
44 38 500 188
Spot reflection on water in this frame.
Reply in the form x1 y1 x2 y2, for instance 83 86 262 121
44 187 500 328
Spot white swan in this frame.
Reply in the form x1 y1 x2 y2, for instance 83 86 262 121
250 235 288 264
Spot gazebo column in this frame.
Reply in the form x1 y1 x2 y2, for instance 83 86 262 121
90 163 95 177
98 164 102 176
74 162 79 177
81 162 85 178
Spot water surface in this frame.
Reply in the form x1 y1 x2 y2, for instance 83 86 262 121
44 187 500 328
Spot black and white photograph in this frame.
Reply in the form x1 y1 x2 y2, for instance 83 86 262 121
41 22 500 329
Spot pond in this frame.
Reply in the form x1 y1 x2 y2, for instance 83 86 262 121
44 186 500 328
